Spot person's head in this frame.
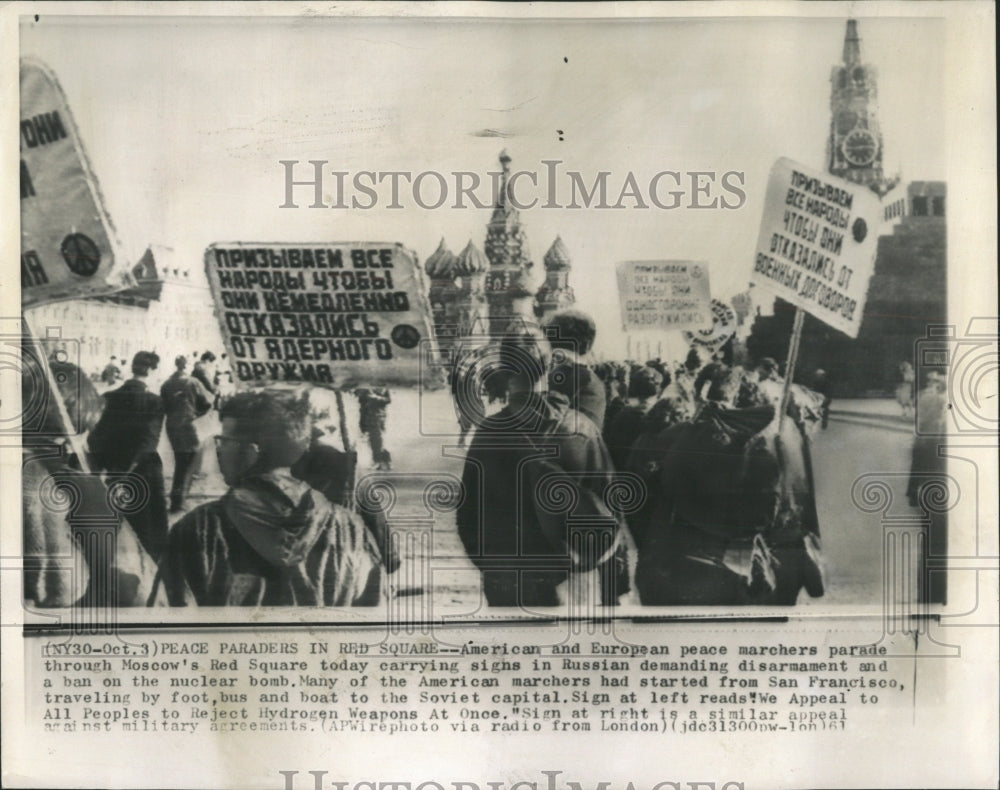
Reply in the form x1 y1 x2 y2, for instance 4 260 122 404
757 357 778 380
197 351 216 377
497 325 551 396
925 371 946 392
716 337 735 366
815 368 826 380
645 360 670 390
174 355 188 371
629 366 662 401
308 397 338 439
684 348 702 373
543 309 597 357
705 364 740 404
644 396 685 433
216 389 312 485
23 356 104 438
131 351 160 379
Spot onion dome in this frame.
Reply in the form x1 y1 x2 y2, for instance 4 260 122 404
543 236 571 270
455 241 487 276
424 238 457 278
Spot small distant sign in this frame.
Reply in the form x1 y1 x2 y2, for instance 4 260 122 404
616 260 712 332
750 158 881 338
682 299 737 351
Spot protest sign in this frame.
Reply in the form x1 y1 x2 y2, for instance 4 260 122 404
19 59 130 307
682 298 737 351
750 157 881 338
204 242 438 390
616 260 712 333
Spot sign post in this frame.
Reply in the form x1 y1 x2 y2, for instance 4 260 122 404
777 308 806 431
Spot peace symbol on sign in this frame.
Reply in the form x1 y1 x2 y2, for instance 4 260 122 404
391 324 421 350
60 233 102 277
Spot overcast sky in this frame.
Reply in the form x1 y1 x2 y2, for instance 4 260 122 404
20 13 945 358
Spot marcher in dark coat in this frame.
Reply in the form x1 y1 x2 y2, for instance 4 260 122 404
23 355 163 608
160 356 213 513
542 309 607 428
603 365 663 472
603 378 625 432
157 389 384 607
88 351 168 559
456 328 624 607
192 351 218 398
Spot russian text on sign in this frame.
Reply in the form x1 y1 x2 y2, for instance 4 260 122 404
204 242 438 390
749 157 880 338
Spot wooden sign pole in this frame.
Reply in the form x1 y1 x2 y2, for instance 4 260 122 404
777 307 805 432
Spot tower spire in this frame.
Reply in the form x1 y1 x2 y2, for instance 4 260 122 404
492 149 514 221
827 18 896 196
842 19 862 66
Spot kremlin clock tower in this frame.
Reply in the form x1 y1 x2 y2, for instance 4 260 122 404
826 19 898 197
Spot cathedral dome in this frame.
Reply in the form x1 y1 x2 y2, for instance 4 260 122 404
543 236 571 270
455 241 487 276
425 238 457 278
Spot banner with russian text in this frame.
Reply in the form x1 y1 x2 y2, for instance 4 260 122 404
20 59 131 307
204 243 439 390
750 158 881 338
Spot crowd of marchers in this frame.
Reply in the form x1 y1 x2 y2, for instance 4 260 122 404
22 310 945 609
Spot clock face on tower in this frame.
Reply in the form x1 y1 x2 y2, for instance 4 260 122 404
842 129 878 167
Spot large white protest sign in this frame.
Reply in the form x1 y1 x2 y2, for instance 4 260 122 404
19 59 129 307
616 260 712 332
204 242 438 390
750 157 881 338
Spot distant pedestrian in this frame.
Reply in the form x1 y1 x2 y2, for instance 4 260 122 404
896 361 916 419
88 351 168 559
907 372 947 507
356 387 392 470
160 356 213 513
100 356 121 387
812 368 833 429
188 352 221 478
193 352 218 400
